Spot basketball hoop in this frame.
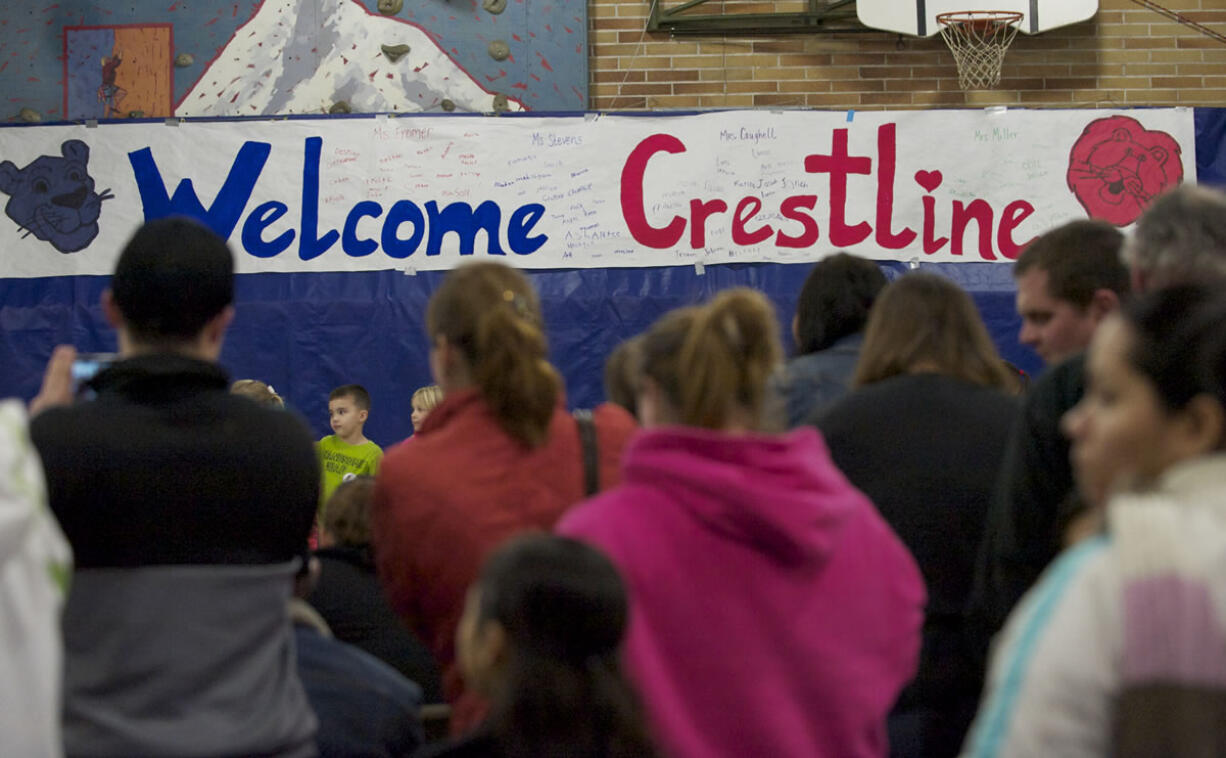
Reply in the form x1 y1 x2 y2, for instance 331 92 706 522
937 11 1023 90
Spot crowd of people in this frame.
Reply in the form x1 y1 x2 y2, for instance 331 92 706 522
4 182 1226 758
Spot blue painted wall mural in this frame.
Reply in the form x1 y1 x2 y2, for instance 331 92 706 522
1 0 587 121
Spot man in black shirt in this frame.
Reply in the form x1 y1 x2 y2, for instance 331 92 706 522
970 186 1226 663
969 220 1129 646
30 217 320 757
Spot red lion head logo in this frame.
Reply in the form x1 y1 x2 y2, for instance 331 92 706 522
1067 115 1183 227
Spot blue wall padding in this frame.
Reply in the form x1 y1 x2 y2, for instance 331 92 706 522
1195 108 1226 188
3 107 1224 445
0 261 1022 447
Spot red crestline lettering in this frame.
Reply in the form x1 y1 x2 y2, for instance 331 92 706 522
805 128 871 247
952 199 995 259
621 134 687 248
689 198 728 248
921 195 949 255
875 124 916 250
997 200 1036 260
732 196 773 246
776 195 820 248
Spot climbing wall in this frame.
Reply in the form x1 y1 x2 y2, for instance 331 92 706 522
64 25 174 120
0 0 586 122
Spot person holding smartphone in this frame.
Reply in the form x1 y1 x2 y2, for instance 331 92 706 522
29 217 321 758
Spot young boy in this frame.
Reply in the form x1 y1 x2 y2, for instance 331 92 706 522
317 385 382 512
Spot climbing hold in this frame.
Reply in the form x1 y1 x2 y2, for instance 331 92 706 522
174 53 194 68
17 107 40 123
377 0 403 15
329 101 352 114
128 110 145 119
440 99 456 112
483 0 507 14
381 44 411 62
492 93 509 113
488 40 510 62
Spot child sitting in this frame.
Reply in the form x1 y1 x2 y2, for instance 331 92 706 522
310 477 442 702
318 384 382 510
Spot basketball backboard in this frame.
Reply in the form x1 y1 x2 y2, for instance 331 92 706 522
856 0 1098 37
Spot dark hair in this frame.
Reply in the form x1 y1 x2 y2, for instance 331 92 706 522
640 288 782 430
322 476 375 549
1120 285 1226 416
427 262 560 447
854 273 1013 390
793 253 887 355
1014 220 1129 308
603 336 642 417
477 534 657 758
329 384 371 412
110 217 234 343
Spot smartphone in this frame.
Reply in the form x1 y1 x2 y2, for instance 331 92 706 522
71 353 118 398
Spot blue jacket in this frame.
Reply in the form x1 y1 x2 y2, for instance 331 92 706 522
773 333 864 428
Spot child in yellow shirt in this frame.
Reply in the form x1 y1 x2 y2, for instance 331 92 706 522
317 384 382 512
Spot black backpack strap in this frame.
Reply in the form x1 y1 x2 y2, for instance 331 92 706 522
573 409 599 497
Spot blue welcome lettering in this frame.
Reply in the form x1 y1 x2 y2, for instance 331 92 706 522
382 200 426 258
342 201 383 257
508 204 547 255
128 142 270 239
242 201 295 258
131 136 552 261
299 136 340 261
425 200 506 256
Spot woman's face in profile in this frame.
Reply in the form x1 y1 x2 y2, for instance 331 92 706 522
1062 316 1182 507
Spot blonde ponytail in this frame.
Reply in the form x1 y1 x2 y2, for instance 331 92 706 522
642 288 782 430
427 263 561 447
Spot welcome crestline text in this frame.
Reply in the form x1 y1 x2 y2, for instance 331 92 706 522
125 124 1038 262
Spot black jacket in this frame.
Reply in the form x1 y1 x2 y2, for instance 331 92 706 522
31 353 319 567
815 372 1018 758
311 545 444 703
966 353 1086 664
30 353 322 757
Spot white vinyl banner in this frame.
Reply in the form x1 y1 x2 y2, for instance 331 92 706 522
0 108 1195 277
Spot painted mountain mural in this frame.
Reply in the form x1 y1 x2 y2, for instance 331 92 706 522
176 0 524 117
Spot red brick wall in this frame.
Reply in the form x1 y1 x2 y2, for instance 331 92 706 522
589 0 1226 110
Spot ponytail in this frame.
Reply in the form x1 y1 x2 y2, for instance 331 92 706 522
641 288 783 430
427 263 561 447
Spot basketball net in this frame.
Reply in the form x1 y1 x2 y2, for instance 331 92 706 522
937 11 1023 90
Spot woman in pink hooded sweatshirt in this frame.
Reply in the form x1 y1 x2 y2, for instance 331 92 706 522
558 288 925 758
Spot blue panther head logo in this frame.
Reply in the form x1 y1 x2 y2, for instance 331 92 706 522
0 139 114 253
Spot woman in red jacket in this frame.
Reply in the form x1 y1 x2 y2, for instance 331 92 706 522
373 262 635 721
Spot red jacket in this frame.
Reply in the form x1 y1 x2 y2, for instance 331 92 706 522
372 389 636 703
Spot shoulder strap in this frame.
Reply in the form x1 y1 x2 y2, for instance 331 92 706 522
573 409 599 497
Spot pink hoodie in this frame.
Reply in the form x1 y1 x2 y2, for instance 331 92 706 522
557 425 924 758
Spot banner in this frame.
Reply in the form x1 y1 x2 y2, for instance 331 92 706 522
0 108 1195 278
